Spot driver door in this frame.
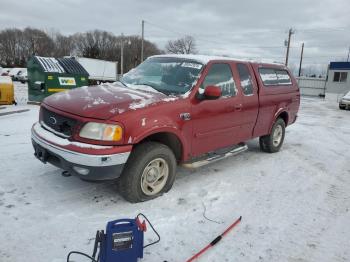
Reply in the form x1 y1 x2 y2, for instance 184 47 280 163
191 62 244 157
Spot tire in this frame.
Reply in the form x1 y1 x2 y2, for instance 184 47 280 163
339 104 345 110
118 142 177 203
259 118 286 153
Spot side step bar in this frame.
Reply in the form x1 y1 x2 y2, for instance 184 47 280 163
182 144 248 169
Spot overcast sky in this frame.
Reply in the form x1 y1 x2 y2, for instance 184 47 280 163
1 0 349 74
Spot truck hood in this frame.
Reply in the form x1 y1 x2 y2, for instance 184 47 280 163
342 91 350 100
43 83 168 120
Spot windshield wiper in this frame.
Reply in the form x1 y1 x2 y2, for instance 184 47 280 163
115 80 128 87
134 82 167 94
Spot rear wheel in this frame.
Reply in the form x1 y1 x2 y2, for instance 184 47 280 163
259 118 286 153
118 142 177 203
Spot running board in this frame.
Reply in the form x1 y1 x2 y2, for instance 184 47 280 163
182 144 248 169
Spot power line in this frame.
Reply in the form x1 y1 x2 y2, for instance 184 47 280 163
143 20 350 65
145 20 349 51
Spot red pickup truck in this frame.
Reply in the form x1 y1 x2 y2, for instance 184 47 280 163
31 54 300 202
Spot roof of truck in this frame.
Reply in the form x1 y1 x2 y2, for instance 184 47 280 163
150 54 284 66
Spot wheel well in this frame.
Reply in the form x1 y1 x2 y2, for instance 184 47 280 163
139 132 183 161
278 111 289 125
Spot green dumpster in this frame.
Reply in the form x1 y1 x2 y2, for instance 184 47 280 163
27 56 89 102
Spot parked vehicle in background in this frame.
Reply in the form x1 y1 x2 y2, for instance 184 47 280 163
1 68 11 76
9 68 25 80
17 69 28 83
31 54 300 202
68 56 118 83
339 91 350 110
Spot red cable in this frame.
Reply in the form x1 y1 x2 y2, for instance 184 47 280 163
186 216 242 262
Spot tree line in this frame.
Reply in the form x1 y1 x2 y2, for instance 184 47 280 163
0 28 160 72
0 27 198 73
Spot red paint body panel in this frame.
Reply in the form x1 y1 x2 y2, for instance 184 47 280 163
40 58 300 163
250 63 300 137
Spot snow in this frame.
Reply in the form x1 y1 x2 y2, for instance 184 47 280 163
92 97 108 105
126 83 162 95
162 97 178 102
129 100 149 110
0 76 12 84
0 83 350 261
36 56 65 73
150 54 285 66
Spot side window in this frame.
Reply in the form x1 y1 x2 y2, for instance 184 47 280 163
200 63 237 97
237 63 254 95
276 70 292 85
259 68 278 85
333 72 348 82
259 68 292 86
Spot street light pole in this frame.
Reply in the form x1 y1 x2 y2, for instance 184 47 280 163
141 20 145 62
298 43 304 77
285 28 295 66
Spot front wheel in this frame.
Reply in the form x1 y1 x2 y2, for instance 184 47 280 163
259 118 286 153
118 142 177 203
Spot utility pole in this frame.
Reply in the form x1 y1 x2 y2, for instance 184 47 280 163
298 43 304 77
141 20 145 62
120 33 124 76
285 28 295 66
347 46 350 62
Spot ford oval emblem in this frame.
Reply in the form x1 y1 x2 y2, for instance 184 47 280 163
49 116 57 125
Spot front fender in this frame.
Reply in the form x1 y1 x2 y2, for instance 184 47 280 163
130 124 190 161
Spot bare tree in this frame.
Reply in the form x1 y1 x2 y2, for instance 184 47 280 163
73 30 162 72
22 28 54 57
0 28 23 66
165 36 197 54
0 27 162 70
51 33 75 57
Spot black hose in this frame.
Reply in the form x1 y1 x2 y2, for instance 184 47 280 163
66 251 98 262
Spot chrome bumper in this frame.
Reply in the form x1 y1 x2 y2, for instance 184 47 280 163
31 126 130 167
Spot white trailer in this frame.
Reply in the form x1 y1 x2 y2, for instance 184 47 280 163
69 57 118 83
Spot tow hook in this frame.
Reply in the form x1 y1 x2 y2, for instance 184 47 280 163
61 171 71 177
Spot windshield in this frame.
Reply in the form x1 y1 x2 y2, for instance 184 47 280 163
121 57 203 95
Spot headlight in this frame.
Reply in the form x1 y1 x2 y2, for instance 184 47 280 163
79 122 123 141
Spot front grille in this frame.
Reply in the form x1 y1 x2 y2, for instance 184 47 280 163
41 107 77 138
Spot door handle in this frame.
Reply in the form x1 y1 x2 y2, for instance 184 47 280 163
234 104 242 111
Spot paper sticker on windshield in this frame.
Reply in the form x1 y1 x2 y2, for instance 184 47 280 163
181 62 202 69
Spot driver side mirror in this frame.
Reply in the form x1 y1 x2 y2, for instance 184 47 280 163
204 85 221 100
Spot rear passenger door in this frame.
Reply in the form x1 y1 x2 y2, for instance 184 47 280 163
236 63 259 140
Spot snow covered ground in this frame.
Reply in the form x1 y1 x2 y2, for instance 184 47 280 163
0 84 349 262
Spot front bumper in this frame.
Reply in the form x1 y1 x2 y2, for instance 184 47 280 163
31 122 131 180
340 99 350 107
